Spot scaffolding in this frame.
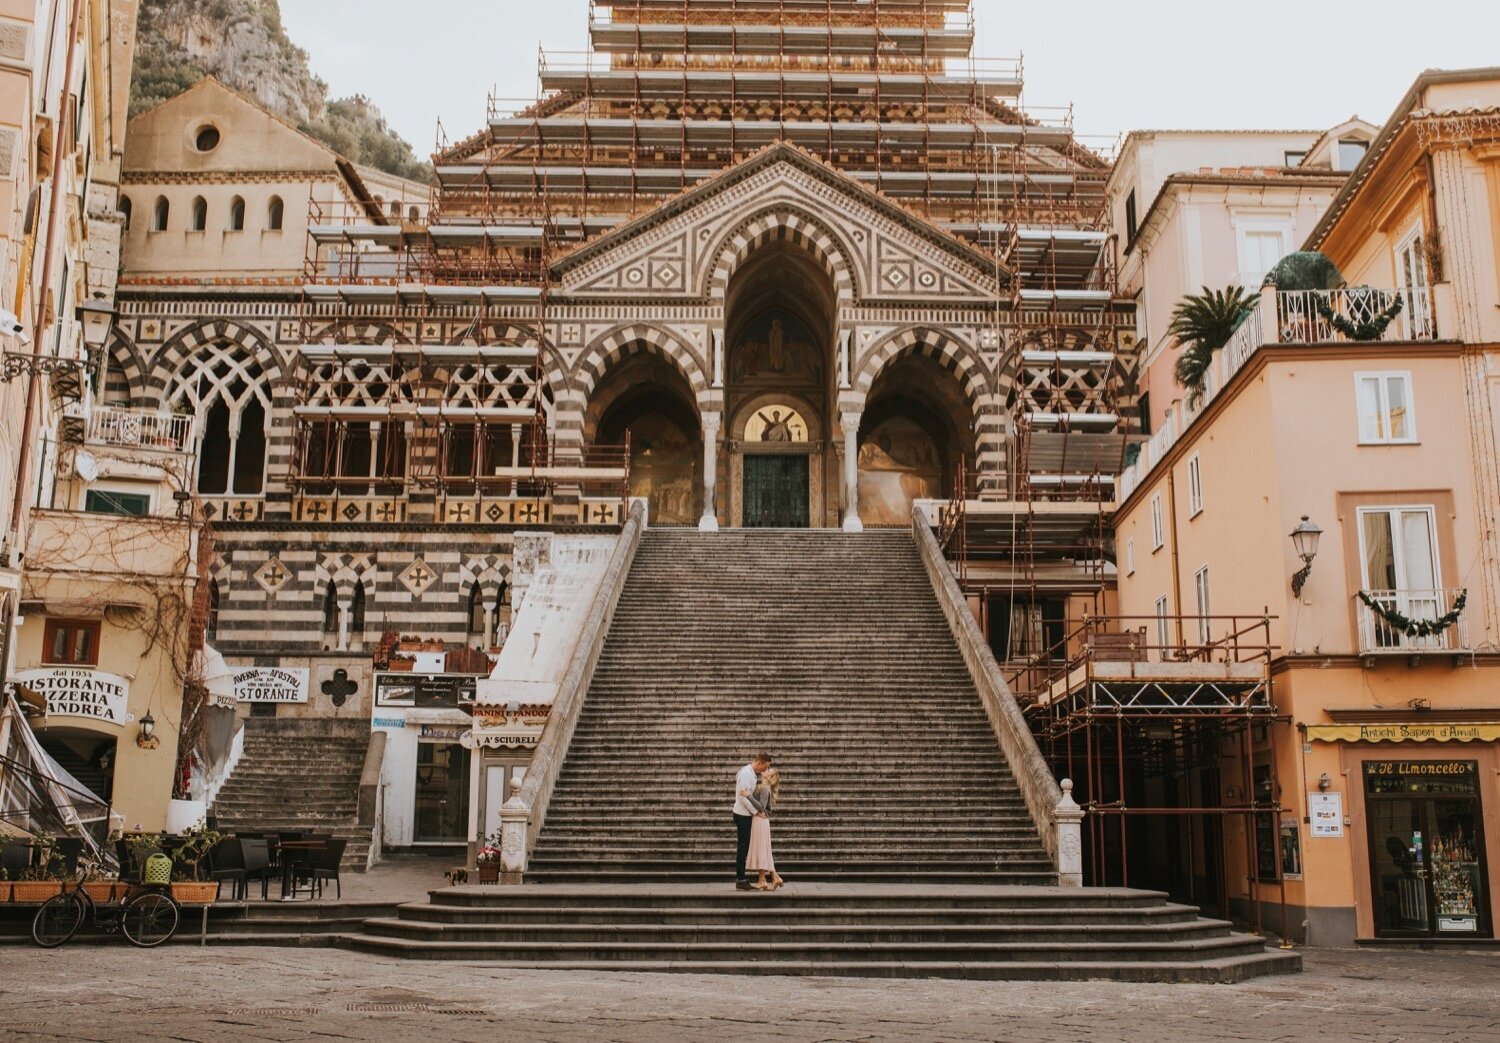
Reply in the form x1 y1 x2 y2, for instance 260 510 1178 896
1016 614 1288 932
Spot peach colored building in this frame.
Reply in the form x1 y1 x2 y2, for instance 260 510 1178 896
1109 68 1500 945
1109 122 1376 434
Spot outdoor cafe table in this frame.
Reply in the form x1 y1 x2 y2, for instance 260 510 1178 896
277 840 326 900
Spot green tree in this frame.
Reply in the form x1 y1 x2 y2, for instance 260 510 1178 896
1170 286 1257 405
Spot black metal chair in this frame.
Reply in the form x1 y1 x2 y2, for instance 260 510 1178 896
208 837 247 901
310 837 348 900
1 841 29 881
240 838 274 901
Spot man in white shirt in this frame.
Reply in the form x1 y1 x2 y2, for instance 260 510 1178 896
733 752 771 890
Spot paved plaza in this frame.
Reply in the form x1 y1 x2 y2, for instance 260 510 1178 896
0 944 1495 1042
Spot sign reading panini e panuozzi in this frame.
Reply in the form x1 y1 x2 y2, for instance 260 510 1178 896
232 667 309 704
16 668 130 725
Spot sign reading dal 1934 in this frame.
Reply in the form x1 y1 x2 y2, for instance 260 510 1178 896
232 668 309 704
16 668 130 725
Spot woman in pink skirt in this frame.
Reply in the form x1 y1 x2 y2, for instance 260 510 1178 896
746 767 783 890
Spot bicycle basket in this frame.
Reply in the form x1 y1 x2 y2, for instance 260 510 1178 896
143 854 173 885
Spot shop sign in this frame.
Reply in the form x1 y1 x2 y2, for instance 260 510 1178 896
419 724 469 741
1308 792 1344 837
374 673 477 709
232 667 309 703
1304 722 1500 744
372 717 407 729
16 668 129 725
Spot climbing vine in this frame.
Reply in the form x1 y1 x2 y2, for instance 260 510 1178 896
1313 291 1404 341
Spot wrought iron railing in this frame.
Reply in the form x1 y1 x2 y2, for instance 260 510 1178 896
86 407 194 453
1277 287 1437 344
1356 588 1469 654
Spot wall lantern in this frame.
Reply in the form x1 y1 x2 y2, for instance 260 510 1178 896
1318 772 1332 792
136 711 157 749
76 297 117 351
1289 516 1323 597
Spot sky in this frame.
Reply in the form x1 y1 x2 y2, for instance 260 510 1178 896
280 0 1500 156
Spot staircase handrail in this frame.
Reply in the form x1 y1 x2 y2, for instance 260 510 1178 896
500 499 648 879
911 503 1080 883
357 729 388 830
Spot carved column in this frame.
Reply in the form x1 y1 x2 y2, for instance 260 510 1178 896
711 329 725 389
1055 778 1085 887
699 410 721 532
841 410 863 533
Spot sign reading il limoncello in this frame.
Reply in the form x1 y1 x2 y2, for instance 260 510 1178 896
16 667 130 725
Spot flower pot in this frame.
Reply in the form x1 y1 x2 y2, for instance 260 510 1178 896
477 863 500 884
0 882 10 902
81 881 119 904
11 881 62 903
387 659 415 672
171 881 220 905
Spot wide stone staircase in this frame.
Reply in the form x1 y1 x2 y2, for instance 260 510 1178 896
531 528 1050 883
210 719 375 872
347 529 1297 980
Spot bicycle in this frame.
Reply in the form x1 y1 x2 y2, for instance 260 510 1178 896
31 865 180 949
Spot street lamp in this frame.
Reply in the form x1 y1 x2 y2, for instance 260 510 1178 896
76 297 117 352
136 711 157 749
1290 516 1323 597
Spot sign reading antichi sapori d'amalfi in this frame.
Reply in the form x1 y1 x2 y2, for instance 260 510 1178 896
16 668 130 725
232 667 309 703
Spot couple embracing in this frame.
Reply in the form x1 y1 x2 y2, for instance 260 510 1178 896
732 751 784 891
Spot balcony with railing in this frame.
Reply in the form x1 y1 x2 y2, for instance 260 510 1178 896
1356 588 1470 657
1119 284 1447 502
86 407 195 454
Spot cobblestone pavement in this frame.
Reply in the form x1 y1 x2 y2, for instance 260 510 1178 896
2 944 1498 1042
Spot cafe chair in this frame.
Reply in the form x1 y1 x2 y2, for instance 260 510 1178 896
310 837 348 900
239 837 274 901
208 838 247 901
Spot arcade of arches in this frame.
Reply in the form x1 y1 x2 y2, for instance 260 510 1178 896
584 240 979 528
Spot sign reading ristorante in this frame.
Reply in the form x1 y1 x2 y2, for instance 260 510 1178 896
16 667 130 725
232 667 309 703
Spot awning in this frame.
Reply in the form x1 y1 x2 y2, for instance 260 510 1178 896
193 643 236 708
1303 722 1500 743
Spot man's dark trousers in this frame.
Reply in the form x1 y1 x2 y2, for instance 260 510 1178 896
734 813 753 882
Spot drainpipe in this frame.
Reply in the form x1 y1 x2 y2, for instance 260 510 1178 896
7 0 88 555
1167 465 1185 647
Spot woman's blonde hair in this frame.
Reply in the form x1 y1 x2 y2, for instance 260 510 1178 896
764 767 780 804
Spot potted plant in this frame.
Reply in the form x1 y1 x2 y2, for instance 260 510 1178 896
475 833 503 884
387 653 416 672
169 826 223 904
12 834 65 903
0 867 10 903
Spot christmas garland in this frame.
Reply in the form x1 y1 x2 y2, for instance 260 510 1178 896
1313 290 1404 341
1358 589 1467 638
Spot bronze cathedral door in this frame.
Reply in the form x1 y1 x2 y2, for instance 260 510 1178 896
743 455 810 528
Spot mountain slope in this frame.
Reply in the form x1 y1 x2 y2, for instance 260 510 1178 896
131 0 431 182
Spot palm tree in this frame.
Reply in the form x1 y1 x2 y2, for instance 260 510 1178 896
1170 286 1256 404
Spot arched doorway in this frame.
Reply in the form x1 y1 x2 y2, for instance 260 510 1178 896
723 237 840 527
857 353 975 526
587 350 702 525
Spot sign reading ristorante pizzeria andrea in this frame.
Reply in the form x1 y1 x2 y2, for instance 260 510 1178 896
232 667 309 704
16 668 130 725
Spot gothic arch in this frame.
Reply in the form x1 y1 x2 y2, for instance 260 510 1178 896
147 319 284 398
852 326 989 415
100 329 148 407
573 324 712 407
707 205 860 303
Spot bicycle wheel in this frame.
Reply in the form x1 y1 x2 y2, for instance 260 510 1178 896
121 891 179 948
31 891 86 948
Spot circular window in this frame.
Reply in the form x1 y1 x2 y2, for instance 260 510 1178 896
194 125 221 152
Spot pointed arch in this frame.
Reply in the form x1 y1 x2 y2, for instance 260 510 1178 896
707 205 860 303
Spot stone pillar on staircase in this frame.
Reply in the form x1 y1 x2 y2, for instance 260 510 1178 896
699 410 721 531
1055 778 1084 887
499 796 528 883
841 410 863 533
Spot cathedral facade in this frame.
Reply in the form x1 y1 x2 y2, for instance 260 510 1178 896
109 1 1134 848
